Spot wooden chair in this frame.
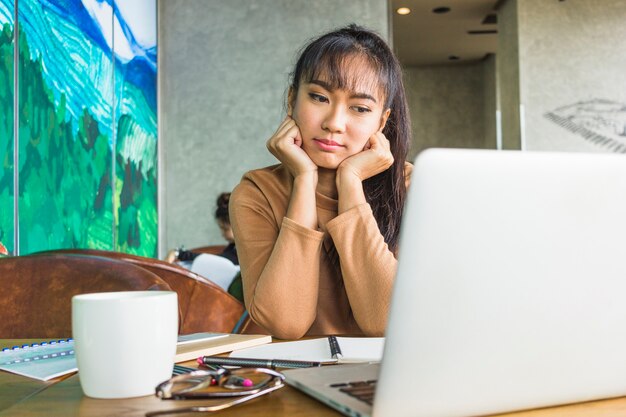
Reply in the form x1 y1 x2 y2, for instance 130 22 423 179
185 246 268 335
37 249 245 334
189 245 227 255
0 254 171 338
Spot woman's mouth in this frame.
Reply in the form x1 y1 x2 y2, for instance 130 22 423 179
313 138 343 151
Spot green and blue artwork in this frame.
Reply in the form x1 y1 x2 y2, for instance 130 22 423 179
113 1 158 256
0 0 13 255
10 0 157 256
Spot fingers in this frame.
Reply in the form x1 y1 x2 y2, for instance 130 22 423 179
266 117 315 178
365 132 392 162
362 132 386 151
368 132 394 170
269 116 298 149
273 116 295 138
267 119 301 154
369 131 390 150
340 131 394 182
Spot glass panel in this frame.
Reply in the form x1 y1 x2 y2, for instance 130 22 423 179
113 0 158 257
17 0 114 254
0 0 13 255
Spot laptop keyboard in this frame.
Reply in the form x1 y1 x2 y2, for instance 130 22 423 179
330 379 377 405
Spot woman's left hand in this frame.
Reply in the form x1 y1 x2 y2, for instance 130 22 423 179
337 132 394 182
165 249 178 263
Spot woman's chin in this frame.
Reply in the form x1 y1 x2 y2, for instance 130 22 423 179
308 153 345 171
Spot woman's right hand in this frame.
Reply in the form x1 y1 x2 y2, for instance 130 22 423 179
266 116 317 178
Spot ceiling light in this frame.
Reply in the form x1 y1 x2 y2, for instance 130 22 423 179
396 7 411 15
433 6 451 14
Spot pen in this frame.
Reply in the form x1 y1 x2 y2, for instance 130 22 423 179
198 356 322 369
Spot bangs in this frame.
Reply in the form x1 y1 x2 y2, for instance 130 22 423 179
296 47 390 105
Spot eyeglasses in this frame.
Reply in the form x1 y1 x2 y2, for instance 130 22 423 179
145 367 285 416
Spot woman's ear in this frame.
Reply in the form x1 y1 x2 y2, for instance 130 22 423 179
379 108 391 132
287 87 295 117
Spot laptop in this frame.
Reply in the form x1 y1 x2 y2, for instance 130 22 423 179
284 148 626 417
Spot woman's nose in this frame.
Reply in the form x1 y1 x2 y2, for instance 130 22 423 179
321 105 346 133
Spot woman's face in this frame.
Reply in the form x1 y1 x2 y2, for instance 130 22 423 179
217 220 234 243
290 65 390 170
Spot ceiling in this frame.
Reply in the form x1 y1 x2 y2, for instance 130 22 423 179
390 0 499 67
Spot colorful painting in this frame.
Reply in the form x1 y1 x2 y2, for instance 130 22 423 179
112 0 158 256
0 0 13 255
17 0 114 254
3 0 157 256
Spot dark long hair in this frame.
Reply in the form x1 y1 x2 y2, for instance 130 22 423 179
289 24 411 253
215 192 231 225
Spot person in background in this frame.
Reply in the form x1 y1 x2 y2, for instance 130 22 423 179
230 24 412 339
166 192 238 265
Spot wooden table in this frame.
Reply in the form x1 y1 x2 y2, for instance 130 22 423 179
2 339 626 416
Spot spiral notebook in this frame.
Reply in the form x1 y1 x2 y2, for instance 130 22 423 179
0 333 271 381
0 339 76 381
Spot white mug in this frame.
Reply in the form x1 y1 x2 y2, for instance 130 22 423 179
72 291 178 398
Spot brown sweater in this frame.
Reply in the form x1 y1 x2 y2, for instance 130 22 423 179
230 163 411 339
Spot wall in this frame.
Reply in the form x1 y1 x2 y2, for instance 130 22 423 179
497 0 522 150
404 59 497 162
499 0 626 153
159 0 388 256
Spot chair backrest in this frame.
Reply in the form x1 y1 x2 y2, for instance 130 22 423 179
189 245 227 255
0 254 171 338
37 249 245 334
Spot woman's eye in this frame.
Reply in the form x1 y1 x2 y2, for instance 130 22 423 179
309 93 328 103
352 106 371 114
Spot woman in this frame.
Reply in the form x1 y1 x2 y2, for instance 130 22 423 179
166 192 238 265
230 24 411 339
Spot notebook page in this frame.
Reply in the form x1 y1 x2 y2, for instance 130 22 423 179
229 337 386 363
229 338 337 363
176 332 228 346
0 341 77 381
0 333 245 381
336 337 385 362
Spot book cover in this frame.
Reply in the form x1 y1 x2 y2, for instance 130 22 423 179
175 333 272 362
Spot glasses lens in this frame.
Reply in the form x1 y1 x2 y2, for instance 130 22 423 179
221 368 275 390
165 368 283 399
148 370 285 417
161 370 217 399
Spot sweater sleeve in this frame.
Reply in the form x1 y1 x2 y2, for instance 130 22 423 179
230 178 325 339
325 203 397 336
